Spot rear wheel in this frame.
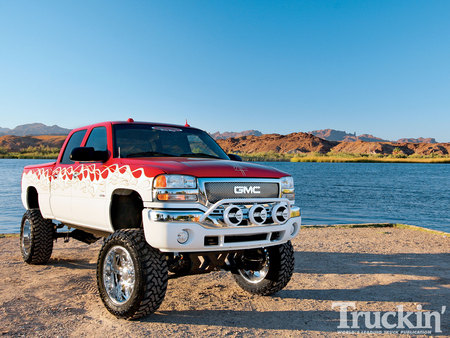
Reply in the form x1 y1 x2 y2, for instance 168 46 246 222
232 241 294 295
97 229 168 319
20 209 54 264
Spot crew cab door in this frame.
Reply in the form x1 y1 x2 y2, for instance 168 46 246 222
71 126 111 229
50 129 87 222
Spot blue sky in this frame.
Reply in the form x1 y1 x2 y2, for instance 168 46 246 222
0 1 449 141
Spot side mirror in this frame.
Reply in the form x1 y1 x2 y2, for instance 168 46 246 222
70 147 109 162
228 153 242 161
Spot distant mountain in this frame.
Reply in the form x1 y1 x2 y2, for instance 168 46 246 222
309 129 437 143
396 137 436 144
309 129 388 142
211 130 262 140
0 123 70 136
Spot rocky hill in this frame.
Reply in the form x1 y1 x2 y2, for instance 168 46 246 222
0 135 66 152
217 133 450 156
0 123 70 136
217 133 338 154
1 130 448 158
330 140 449 156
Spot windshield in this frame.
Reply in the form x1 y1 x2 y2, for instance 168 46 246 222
113 124 230 160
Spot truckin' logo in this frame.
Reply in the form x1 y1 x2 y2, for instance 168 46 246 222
234 186 261 194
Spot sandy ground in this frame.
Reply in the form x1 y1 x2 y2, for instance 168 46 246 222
0 227 449 337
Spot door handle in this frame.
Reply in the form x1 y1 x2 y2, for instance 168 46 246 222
73 172 79 178
53 173 59 179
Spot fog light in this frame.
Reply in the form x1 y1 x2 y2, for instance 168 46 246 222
177 230 189 244
291 222 298 236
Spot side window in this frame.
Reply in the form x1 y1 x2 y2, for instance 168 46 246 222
85 127 108 151
60 130 87 164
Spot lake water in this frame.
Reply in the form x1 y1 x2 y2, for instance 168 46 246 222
0 159 448 233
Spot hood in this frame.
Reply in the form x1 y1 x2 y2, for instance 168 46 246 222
119 157 289 178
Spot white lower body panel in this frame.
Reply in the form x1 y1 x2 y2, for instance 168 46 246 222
142 208 301 252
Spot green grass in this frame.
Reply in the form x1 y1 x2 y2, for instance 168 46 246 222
239 151 295 162
301 223 449 235
1 147 449 163
290 155 450 163
233 151 450 163
0 146 60 159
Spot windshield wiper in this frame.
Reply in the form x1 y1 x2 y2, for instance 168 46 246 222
180 153 222 159
126 151 178 158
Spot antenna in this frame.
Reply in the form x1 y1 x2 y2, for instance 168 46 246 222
185 119 190 127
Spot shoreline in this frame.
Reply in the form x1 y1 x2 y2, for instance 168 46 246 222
241 154 450 163
2 223 448 237
1 156 450 163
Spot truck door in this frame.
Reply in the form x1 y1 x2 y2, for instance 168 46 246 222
71 126 110 230
50 129 87 222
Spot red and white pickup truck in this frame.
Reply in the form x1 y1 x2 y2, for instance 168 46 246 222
20 120 301 319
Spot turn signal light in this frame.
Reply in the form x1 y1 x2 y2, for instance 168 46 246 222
154 175 167 188
157 193 197 201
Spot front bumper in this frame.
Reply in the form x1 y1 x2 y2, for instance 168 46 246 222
142 204 301 252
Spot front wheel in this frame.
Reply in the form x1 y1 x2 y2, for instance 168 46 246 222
232 241 295 295
97 229 168 319
20 209 54 264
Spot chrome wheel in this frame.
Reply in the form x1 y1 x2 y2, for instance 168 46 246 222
21 219 31 256
237 249 270 284
103 246 136 305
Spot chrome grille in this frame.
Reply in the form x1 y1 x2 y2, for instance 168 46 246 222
204 182 279 203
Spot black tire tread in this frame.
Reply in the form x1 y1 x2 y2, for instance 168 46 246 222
233 241 294 296
20 209 54 265
97 229 168 319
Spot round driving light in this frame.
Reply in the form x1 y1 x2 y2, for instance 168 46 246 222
177 230 189 244
223 205 243 226
249 204 268 225
272 203 290 224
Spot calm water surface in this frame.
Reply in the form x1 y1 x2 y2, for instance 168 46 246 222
0 159 448 233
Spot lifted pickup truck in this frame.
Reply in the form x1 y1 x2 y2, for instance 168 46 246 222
20 120 301 319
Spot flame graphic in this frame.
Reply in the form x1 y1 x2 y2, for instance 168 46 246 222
23 164 153 198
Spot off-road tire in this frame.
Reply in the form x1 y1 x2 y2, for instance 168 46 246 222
20 209 54 264
232 241 295 295
97 229 168 319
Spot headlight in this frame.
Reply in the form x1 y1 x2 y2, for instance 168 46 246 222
154 175 198 202
280 176 294 190
280 176 295 202
154 175 197 189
